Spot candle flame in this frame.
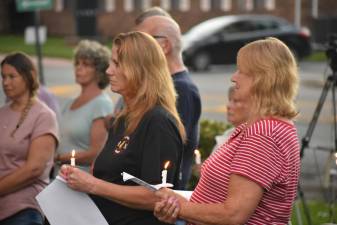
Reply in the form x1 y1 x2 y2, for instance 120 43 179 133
164 161 170 169
71 150 76 157
194 149 200 156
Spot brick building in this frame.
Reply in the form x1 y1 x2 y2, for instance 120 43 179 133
0 0 336 42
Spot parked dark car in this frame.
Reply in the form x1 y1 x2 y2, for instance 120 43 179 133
182 15 312 71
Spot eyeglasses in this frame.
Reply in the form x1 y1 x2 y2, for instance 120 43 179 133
152 35 167 40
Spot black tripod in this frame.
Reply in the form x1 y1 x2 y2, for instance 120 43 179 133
300 37 337 224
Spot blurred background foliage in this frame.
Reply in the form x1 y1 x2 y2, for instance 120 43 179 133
187 119 231 190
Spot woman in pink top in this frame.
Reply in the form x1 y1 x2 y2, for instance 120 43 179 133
0 52 58 225
154 38 300 225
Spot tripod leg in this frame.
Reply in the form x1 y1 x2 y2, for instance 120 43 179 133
328 170 336 223
323 152 335 189
300 75 333 158
332 76 337 160
298 185 313 225
330 80 337 223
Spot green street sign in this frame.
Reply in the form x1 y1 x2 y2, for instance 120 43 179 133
16 0 53 12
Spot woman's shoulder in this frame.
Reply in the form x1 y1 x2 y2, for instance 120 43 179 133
33 99 57 117
91 93 114 108
136 106 178 135
246 117 295 137
96 92 113 102
0 102 11 113
138 106 176 128
145 105 171 120
32 99 55 114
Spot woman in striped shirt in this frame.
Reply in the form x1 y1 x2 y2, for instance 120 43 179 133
154 37 300 225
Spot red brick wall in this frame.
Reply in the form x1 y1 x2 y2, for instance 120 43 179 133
40 10 76 36
35 0 337 38
319 0 337 16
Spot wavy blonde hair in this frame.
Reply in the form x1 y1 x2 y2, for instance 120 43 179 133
237 37 299 119
113 31 186 141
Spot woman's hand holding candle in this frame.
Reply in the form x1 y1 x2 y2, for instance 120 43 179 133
59 165 98 194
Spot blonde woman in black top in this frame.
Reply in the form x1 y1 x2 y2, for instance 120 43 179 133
60 31 185 225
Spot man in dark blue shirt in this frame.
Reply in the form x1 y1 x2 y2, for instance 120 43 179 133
136 13 202 189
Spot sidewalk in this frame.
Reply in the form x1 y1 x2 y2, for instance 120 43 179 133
0 54 72 67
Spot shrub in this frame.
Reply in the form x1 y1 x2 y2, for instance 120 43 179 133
187 119 231 189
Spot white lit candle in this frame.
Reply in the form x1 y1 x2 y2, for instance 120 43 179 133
161 161 170 184
70 150 76 166
194 149 201 165
335 153 337 165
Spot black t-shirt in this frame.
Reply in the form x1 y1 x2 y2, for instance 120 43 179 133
91 106 183 225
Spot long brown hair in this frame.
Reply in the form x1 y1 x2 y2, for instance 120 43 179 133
1 52 39 137
113 31 186 141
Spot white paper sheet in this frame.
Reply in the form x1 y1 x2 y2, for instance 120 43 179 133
121 172 158 191
121 172 173 190
173 190 193 200
36 176 108 225
121 172 192 200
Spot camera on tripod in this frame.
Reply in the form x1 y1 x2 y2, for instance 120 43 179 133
326 34 337 72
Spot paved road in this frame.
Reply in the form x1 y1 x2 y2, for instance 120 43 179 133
0 56 336 200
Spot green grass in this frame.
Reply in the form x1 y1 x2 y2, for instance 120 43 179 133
304 51 327 62
291 200 337 225
0 35 328 62
0 35 74 59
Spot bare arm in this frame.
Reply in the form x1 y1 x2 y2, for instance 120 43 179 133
61 166 161 210
155 174 264 225
57 118 107 165
0 134 56 196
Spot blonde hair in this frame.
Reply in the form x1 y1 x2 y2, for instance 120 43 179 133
113 31 186 141
237 37 299 119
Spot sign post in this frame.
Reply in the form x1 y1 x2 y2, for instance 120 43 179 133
16 0 52 12
16 0 53 85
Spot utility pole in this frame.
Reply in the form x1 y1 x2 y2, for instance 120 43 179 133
16 0 52 84
312 0 318 18
295 0 302 28
34 10 45 85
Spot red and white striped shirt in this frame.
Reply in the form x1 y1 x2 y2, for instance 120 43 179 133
190 118 300 224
